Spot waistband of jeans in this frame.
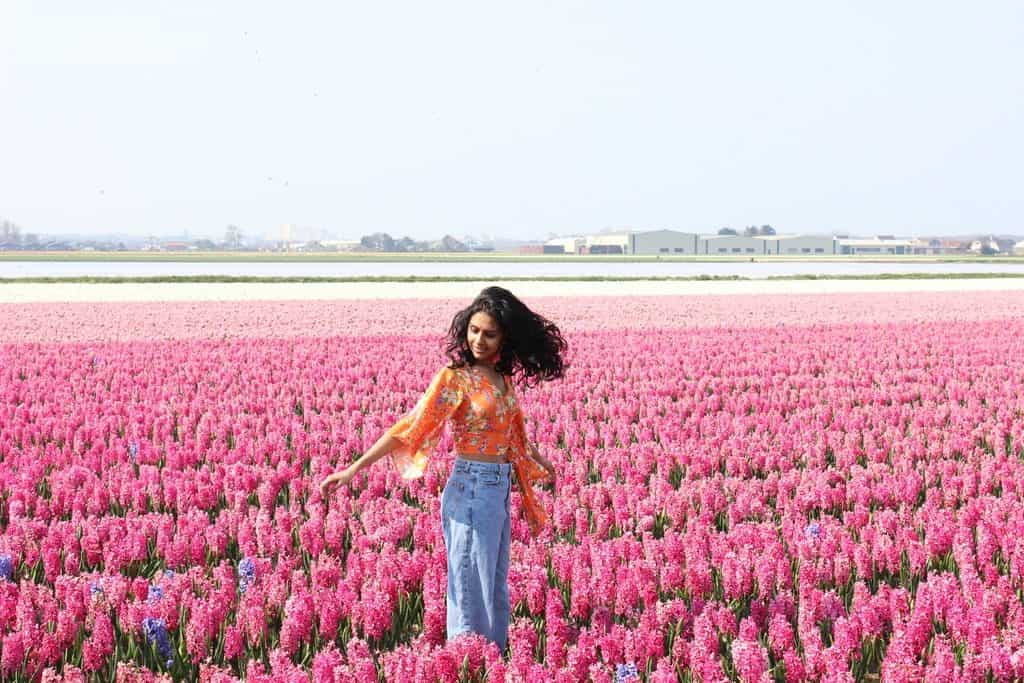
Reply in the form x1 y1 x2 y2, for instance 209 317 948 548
453 456 513 476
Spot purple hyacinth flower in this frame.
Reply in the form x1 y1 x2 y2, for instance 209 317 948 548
238 557 256 594
616 662 640 683
142 617 174 667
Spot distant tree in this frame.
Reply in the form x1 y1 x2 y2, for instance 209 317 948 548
395 236 417 252
440 235 468 252
981 245 999 256
23 233 41 250
194 239 217 250
743 225 760 237
760 224 776 235
718 227 738 236
360 232 395 251
224 225 243 250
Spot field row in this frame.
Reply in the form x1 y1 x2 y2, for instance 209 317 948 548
1 302 1023 680
3 290 1024 343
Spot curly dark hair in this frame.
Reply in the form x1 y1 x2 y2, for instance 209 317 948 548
445 286 567 386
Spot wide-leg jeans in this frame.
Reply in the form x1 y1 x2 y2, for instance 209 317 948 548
440 456 513 651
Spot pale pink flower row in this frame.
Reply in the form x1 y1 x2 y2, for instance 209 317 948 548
3 290 1024 343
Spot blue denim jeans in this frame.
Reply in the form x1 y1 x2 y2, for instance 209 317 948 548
441 456 513 651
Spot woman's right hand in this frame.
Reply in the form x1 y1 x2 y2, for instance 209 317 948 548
319 466 356 498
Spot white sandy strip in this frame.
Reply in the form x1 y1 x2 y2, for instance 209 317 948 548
2 278 1024 302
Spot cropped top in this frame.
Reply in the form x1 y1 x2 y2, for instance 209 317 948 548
386 364 550 537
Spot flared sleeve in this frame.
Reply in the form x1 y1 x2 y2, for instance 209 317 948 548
507 384 551 537
509 405 549 484
386 366 465 479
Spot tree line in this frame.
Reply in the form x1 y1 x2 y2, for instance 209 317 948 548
717 225 777 237
359 232 469 252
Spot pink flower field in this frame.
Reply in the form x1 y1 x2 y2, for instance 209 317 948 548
2 292 1024 682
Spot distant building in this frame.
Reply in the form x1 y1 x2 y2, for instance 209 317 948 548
836 237 914 255
544 236 584 255
585 232 630 255
968 237 1000 254
536 230 994 258
631 229 701 255
995 238 1016 254
265 224 329 244
518 245 544 255
320 240 361 251
758 235 837 255
1014 241 1024 256
700 235 770 255
461 236 496 252
909 238 944 255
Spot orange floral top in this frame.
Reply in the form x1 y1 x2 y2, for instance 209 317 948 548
386 364 550 537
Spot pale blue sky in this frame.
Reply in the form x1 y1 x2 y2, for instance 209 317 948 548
2 1 1021 240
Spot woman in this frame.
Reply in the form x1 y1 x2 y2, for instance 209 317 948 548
319 286 567 652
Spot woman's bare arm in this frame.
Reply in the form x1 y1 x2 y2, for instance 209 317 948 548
319 433 400 496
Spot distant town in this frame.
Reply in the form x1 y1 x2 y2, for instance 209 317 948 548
1 219 1022 256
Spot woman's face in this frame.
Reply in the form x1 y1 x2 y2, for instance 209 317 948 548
467 311 503 365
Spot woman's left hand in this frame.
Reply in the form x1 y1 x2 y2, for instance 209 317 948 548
541 460 556 487
530 444 556 486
